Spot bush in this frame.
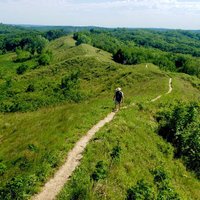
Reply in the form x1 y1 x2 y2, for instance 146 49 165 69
126 179 154 200
60 71 80 91
0 175 37 200
156 102 200 178
38 53 51 65
11 156 31 171
16 64 28 75
66 171 91 200
91 161 108 181
14 49 31 62
151 167 180 200
151 167 169 187
60 71 85 102
26 84 35 92
110 144 122 160
0 162 7 175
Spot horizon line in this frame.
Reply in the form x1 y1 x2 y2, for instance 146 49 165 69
3 23 200 31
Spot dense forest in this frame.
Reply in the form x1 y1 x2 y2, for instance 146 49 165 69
0 23 67 55
74 29 200 77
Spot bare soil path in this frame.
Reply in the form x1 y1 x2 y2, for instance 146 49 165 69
32 78 173 200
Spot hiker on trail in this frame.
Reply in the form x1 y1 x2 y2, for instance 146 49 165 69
113 87 124 111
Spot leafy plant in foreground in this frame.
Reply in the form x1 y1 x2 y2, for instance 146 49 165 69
16 64 28 75
126 179 154 200
91 161 108 181
156 102 200 178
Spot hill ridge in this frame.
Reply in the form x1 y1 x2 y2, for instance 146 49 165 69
32 78 173 200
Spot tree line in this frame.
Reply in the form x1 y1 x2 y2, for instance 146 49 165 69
74 30 200 77
0 24 66 55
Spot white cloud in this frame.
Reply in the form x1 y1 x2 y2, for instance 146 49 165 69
0 0 200 28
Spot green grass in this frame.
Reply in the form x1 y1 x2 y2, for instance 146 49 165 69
0 36 200 199
57 92 200 200
0 36 170 113
0 98 112 197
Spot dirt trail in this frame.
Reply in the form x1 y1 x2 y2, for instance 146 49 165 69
32 112 116 200
166 78 172 94
33 78 173 200
151 78 172 102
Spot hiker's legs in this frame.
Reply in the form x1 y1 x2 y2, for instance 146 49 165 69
118 103 121 110
113 101 119 111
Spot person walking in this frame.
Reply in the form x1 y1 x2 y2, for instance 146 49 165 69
113 87 124 111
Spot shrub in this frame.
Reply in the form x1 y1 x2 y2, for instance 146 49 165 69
67 171 91 200
157 185 180 200
126 179 154 200
91 161 108 181
0 162 7 175
38 53 51 65
11 156 31 171
0 175 37 200
60 71 80 91
26 84 35 92
110 144 122 160
151 167 169 186
156 102 200 178
14 49 31 62
151 167 180 200
60 71 85 102
16 64 28 75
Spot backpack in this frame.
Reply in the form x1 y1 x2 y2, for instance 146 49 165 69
115 91 123 102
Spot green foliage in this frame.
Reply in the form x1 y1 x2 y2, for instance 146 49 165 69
0 24 49 55
112 47 200 75
43 151 61 168
14 49 31 62
11 156 31 171
27 144 38 152
0 162 7 176
65 171 91 200
156 102 200 178
126 179 154 200
151 167 170 187
74 30 200 77
38 53 51 65
60 71 84 102
0 175 37 200
126 168 179 200
91 161 108 181
16 64 28 75
151 167 180 200
106 29 200 57
1 30 200 200
110 144 122 160
26 84 35 92
44 30 66 41
74 32 91 46
61 71 80 91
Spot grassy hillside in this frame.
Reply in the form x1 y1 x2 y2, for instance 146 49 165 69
0 36 200 200
57 73 200 200
58 105 200 200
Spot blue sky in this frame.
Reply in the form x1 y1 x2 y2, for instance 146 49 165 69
0 0 200 29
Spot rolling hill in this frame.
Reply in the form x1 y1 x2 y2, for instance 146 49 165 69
0 35 200 200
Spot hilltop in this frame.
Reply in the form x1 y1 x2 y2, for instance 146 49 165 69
0 29 200 200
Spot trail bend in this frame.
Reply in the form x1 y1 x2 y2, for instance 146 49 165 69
32 78 173 200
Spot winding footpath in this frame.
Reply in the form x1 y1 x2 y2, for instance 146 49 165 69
33 78 173 200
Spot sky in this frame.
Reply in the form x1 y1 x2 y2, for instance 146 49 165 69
0 0 200 29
